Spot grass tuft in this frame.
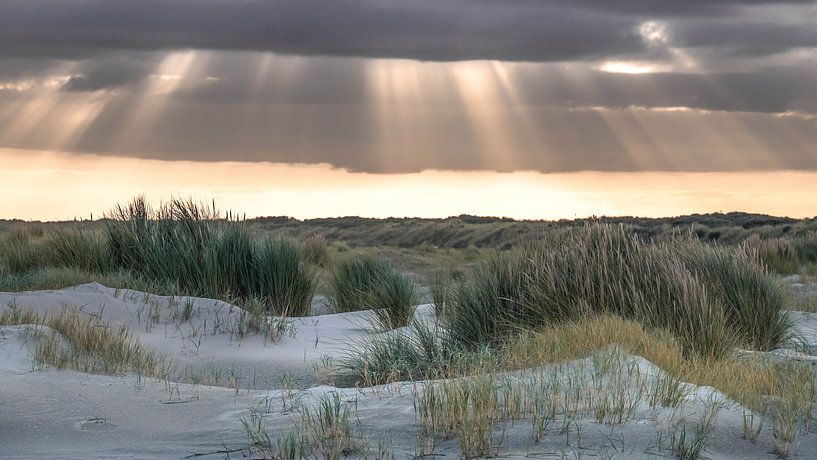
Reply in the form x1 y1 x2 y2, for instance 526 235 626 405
1 307 166 377
327 256 391 313
444 224 789 358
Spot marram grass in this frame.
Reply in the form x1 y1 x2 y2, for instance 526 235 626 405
444 224 792 358
1 307 167 377
0 196 319 316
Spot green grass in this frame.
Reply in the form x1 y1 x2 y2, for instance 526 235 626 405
1 197 318 316
340 223 798 390
444 253 530 348
302 233 330 267
681 242 793 350
365 268 419 330
327 256 392 313
242 391 359 460
326 255 419 329
108 196 319 315
253 238 317 316
339 319 490 387
748 232 817 275
0 266 177 294
443 224 788 359
342 314 814 456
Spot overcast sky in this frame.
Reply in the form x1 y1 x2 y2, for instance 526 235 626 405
1 0 816 174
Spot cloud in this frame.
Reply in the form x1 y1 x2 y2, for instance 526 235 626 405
2 72 816 174
1 0 816 175
0 0 812 63
166 55 817 114
62 55 156 92
0 0 639 62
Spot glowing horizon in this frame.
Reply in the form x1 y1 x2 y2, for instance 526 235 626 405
2 149 814 222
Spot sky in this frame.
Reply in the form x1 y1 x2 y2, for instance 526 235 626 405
1 0 816 220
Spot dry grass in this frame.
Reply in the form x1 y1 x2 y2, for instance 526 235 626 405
1 307 166 377
506 315 816 427
404 315 814 458
414 373 500 458
0 305 44 327
790 291 817 312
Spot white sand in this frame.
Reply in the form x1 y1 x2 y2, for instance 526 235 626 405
1 284 816 458
0 283 399 388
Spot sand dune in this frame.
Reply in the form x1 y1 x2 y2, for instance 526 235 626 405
1 284 816 458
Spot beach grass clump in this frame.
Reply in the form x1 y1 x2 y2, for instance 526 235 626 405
202 225 256 300
443 253 530 347
328 256 418 328
327 256 392 313
670 397 722 460
414 373 499 458
428 269 453 316
105 196 217 295
303 392 358 459
402 317 814 458
0 306 165 377
339 319 492 387
104 196 317 315
242 392 361 460
748 232 817 275
680 242 794 351
302 233 329 267
506 315 816 426
0 197 318 316
252 238 317 316
344 313 813 430
45 229 112 273
35 309 165 376
443 224 788 358
366 268 419 330
0 305 44 327
0 228 50 274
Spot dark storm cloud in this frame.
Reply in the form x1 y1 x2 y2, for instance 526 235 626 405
0 0 643 62
0 0 813 63
513 68 816 114
1 0 817 174
546 0 815 16
62 55 157 92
